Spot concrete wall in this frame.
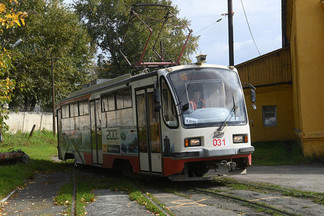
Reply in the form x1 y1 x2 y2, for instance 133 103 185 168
5 112 55 133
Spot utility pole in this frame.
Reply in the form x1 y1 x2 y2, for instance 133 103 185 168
228 0 234 66
50 58 56 135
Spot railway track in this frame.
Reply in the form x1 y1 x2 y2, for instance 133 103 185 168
192 187 296 216
140 176 324 216
70 167 324 216
220 178 324 201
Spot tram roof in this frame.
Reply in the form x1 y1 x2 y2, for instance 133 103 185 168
59 63 237 105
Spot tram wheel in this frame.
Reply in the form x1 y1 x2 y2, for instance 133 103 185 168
121 160 133 178
188 162 209 177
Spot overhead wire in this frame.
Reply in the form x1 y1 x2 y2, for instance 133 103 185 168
193 14 226 35
240 0 261 56
240 0 286 77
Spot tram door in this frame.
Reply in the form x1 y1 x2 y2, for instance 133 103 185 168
136 88 162 173
90 100 103 164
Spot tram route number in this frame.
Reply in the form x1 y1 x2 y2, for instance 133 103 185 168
106 129 118 140
213 138 226 147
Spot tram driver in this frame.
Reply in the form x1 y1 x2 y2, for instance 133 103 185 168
189 89 205 110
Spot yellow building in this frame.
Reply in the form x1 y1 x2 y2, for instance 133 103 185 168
236 0 324 157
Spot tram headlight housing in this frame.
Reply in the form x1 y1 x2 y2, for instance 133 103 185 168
185 137 201 147
233 134 248 143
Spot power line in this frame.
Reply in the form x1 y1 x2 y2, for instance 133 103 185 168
194 14 226 35
240 0 286 77
240 0 261 56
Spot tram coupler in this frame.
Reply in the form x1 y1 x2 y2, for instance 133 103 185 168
215 160 237 175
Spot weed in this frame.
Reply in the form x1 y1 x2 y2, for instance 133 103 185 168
251 140 313 166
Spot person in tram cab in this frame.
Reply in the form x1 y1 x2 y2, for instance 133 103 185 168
189 89 205 110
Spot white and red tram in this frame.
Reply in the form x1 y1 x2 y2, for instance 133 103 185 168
57 62 255 180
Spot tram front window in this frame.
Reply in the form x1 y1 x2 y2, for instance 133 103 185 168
168 68 247 127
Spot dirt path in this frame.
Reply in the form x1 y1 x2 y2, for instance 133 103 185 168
0 172 70 216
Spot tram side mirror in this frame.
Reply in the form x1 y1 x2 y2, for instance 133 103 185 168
154 88 160 103
153 87 161 112
243 83 257 110
250 89 256 110
250 89 256 103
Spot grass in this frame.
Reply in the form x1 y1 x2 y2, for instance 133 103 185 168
54 182 74 213
251 140 315 165
0 130 70 200
54 172 97 216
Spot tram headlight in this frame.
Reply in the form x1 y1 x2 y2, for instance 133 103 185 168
185 137 201 147
233 134 248 143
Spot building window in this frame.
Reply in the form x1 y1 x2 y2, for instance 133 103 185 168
262 106 277 127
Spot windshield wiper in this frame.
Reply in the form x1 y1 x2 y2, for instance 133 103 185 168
214 96 238 137
217 105 238 133
232 94 236 120
176 102 190 116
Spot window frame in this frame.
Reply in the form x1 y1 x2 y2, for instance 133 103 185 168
101 87 132 113
161 77 179 128
262 105 277 127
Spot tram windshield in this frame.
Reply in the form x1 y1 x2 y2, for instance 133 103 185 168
168 67 247 127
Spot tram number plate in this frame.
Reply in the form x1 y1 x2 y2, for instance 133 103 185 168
213 138 227 147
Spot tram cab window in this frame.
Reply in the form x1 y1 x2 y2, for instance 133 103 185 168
161 78 178 127
169 68 247 127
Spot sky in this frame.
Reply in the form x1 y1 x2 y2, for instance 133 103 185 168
64 0 282 66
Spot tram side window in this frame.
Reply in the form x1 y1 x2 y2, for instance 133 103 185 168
70 103 79 117
79 101 89 116
62 105 70 119
102 93 116 112
116 88 132 109
102 96 109 112
161 78 178 127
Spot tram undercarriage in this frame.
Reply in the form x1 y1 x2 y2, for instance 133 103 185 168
168 156 251 181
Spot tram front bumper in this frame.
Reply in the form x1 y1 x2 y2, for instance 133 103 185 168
172 146 255 158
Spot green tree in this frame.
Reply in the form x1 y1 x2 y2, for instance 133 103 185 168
74 0 199 78
0 0 26 134
1 0 95 111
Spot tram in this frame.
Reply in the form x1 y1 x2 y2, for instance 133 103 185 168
56 58 255 180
